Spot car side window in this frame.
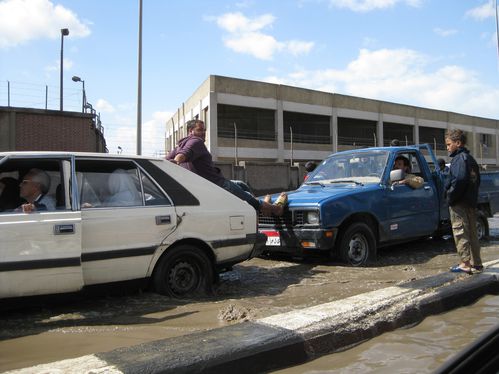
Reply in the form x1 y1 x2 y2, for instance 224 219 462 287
141 171 171 206
76 160 143 208
0 159 69 213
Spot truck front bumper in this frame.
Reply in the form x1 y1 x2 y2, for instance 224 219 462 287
259 227 338 256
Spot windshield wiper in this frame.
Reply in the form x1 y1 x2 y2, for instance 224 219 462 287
305 181 325 186
328 180 364 186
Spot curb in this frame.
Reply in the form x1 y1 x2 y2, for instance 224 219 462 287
8 261 499 374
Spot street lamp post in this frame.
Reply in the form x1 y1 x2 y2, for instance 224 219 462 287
60 28 69 111
72 76 86 113
137 0 143 155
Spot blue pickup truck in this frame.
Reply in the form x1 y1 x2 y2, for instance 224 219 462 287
258 144 498 266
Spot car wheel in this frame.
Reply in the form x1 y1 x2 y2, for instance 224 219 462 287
338 222 376 266
153 245 213 297
476 212 489 241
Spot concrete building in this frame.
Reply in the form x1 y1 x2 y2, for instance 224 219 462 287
0 106 107 153
166 75 499 167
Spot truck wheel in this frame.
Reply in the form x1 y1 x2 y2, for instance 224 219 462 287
339 222 376 266
153 245 213 297
476 212 489 241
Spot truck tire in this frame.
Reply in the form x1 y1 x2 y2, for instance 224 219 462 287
153 245 213 297
476 211 489 241
338 222 376 266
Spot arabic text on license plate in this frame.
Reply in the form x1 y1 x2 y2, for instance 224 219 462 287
261 230 280 246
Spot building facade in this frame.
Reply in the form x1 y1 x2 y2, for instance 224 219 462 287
0 106 107 153
166 75 499 167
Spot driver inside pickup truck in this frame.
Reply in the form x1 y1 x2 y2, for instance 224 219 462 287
392 156 424 189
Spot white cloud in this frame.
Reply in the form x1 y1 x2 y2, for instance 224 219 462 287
433 27 458 37
142 111 172 156
95 99 115 113
216 12 275 33
44 57 73 77
286 40 315 56
328 0 422 12
466 0 496 20
0 0 91 49
104 108 172 157
225 32 282 60
262 48 499 119
213 12 314 60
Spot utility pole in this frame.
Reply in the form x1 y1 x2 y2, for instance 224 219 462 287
136 0 143 155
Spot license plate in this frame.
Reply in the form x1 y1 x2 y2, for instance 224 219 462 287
260 230 281 246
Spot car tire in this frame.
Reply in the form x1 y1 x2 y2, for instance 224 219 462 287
338 222 376 266
153 245 213 297
476 211 489 241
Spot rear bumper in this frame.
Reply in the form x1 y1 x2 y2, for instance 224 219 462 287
214 232 267 271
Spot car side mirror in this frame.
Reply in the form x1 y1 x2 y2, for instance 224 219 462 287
390 169 405 186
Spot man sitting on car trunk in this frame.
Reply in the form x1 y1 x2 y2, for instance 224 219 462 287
167 119 287 216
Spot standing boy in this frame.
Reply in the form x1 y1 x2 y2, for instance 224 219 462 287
445 129 482 274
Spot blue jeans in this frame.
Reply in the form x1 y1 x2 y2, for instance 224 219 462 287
222 179 261 211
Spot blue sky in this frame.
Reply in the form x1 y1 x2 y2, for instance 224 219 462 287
1 0 499 156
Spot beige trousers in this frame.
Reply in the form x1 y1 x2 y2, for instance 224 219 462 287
449 203 482 266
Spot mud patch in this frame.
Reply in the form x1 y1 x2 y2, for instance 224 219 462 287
218 303 256 322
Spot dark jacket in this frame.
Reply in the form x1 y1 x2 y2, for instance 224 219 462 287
445 147 480 207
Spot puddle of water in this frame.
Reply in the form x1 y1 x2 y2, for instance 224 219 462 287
272 294 499 373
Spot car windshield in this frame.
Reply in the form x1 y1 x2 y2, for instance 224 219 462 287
305 151 389 185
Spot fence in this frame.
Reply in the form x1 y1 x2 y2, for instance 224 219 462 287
1 80 104 134
0 80 82 113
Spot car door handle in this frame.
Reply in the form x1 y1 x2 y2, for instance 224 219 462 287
54 224 75 235
155 215 171 225
424 186 431 191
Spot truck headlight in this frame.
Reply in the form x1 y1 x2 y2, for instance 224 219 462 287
306 211 319 224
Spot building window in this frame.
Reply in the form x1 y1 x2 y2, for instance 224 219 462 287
383 122 414 146
419 127 446 151
217 104 276 141
480 133 492 147
338 118 377 147
283 111 331 144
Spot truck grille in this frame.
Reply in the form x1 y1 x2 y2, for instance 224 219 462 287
258 210 304 226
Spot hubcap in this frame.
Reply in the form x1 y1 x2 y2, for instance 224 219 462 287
168 261 197 295
476 220 484 240
348 233 368 264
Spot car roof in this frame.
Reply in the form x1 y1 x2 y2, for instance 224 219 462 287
0 151 163 161
330 144 427 157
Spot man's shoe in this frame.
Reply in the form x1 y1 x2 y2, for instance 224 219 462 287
274 192 288 207
450 265 472 275
471 265 484 273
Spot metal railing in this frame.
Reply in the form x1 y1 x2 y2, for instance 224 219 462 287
218 128 277 141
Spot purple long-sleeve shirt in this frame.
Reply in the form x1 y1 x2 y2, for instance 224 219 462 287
167 135 225 187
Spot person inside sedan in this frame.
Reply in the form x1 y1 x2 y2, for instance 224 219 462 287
0 177 22 212
17 168 56 212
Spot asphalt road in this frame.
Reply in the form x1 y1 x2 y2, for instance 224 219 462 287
2 217 499 372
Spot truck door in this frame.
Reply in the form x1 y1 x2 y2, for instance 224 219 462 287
386 151 439 240
418 144 450 222
0 156 83 299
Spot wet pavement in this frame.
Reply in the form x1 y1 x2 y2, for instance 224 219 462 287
272 294 499 373
2 218 499 372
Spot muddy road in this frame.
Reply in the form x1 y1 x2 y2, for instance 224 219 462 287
2 220 499 371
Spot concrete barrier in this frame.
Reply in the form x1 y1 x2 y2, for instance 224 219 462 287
8 261 499 374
